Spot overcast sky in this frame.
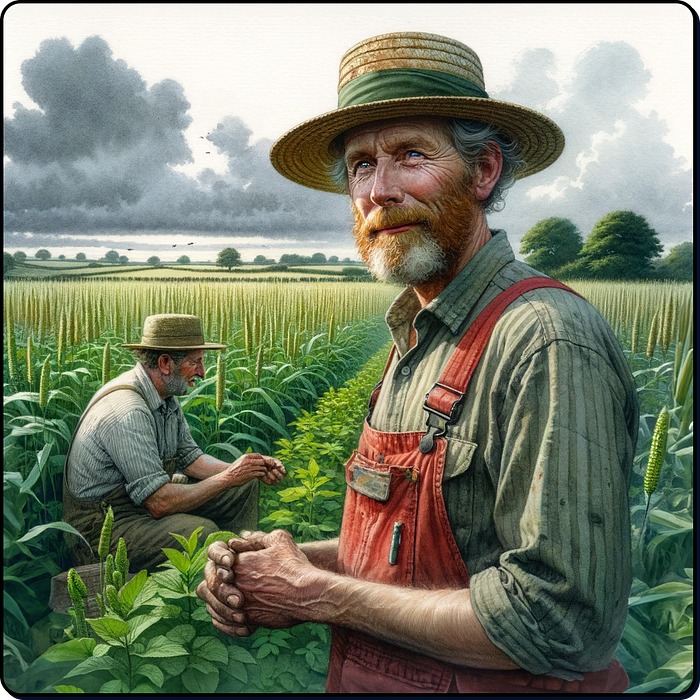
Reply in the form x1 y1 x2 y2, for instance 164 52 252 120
2 3 695 263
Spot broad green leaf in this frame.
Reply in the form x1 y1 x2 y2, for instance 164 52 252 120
41 637 96 662
158 655 188 677
186 526 204 556
54 686 85 693
125 614 160 643
165 624 196 646
278 487 308 503
135 638 188 658
118 569 147 613
161 547 190 573
168 532 191 553
308 458 319 478
227 660 248 683
182 663 219 693
193 635 228 665
130 577 159 611
64 654 123 678
134 663 165 687
87 616 130 640
191 605 211 621
99 680 127 693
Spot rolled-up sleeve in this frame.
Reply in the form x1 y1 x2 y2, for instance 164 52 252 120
101 409 171 505
470 339 635 676
175 405 204 470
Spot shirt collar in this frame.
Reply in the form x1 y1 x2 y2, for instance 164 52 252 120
133 362 177 414
428 230 514 334
385 230 515 337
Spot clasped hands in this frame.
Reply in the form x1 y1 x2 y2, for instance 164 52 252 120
196 529 319 636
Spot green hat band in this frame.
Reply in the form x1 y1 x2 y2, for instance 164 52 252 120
337 68 489 109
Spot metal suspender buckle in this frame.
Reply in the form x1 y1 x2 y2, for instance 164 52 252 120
419 383 464 454
419 408 450 454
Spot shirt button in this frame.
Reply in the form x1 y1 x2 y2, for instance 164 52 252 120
401 366 411 376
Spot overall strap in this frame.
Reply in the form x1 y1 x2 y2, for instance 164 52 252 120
419 278 583 453
63 384 148 486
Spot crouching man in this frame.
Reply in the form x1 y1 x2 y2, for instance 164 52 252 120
62 314 286 571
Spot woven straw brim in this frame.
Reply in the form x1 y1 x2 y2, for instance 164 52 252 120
122 342 226 350
270 96 564 193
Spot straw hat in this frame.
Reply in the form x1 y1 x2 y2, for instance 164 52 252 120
123 314 226 351
270 32 564 193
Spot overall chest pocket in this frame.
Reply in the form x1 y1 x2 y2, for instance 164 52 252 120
340 451 420 586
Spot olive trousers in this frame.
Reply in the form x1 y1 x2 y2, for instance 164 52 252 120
63 479 259 573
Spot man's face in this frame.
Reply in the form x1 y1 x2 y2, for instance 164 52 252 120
162 350 205 397
343 116 480 286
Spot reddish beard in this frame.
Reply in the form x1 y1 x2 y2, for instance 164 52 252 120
351 178 481 281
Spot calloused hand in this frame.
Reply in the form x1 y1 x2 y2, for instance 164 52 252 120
227 529 312 629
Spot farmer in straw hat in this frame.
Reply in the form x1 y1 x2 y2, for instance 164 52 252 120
198 33 638 692
63 314 286 573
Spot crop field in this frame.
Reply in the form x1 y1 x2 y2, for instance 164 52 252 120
2 277 694 694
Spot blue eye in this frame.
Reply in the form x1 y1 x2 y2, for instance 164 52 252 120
407 151 423 158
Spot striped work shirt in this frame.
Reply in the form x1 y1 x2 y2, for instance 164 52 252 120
66 362 204 504
370 231 639 679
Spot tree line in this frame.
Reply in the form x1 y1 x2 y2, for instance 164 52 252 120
520 211 692 282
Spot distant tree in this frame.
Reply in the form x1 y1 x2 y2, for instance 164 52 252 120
147 255 161 266
311 252 327 264
119 255 129 265
654 241 693 282
35 249 51 260
104 250 120 264
4 252 16 276
58 254 66 260
579 211 663 280
76 252 87 261
177 255 191 264
328 255 339 264
216 248 242 271
342 257 352 263
279 253 302 265
13 251 27 262
520 218 583 276
253 255 268 264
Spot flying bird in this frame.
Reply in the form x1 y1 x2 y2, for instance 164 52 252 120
127 248 134 251
205 151 211 154
187 242 194 245
172 244 177 247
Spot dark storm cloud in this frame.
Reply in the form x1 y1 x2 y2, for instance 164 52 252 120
3 36 351 238
489 42 692 253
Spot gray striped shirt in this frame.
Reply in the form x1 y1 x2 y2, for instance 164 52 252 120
66 363 203 504
370 231 639 679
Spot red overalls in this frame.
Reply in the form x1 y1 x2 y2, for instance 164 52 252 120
326 278 629 694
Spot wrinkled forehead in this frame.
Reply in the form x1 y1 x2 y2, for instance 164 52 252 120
341 115 453 151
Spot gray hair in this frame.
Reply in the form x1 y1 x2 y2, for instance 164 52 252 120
133 348 188 370
328 117 525 213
